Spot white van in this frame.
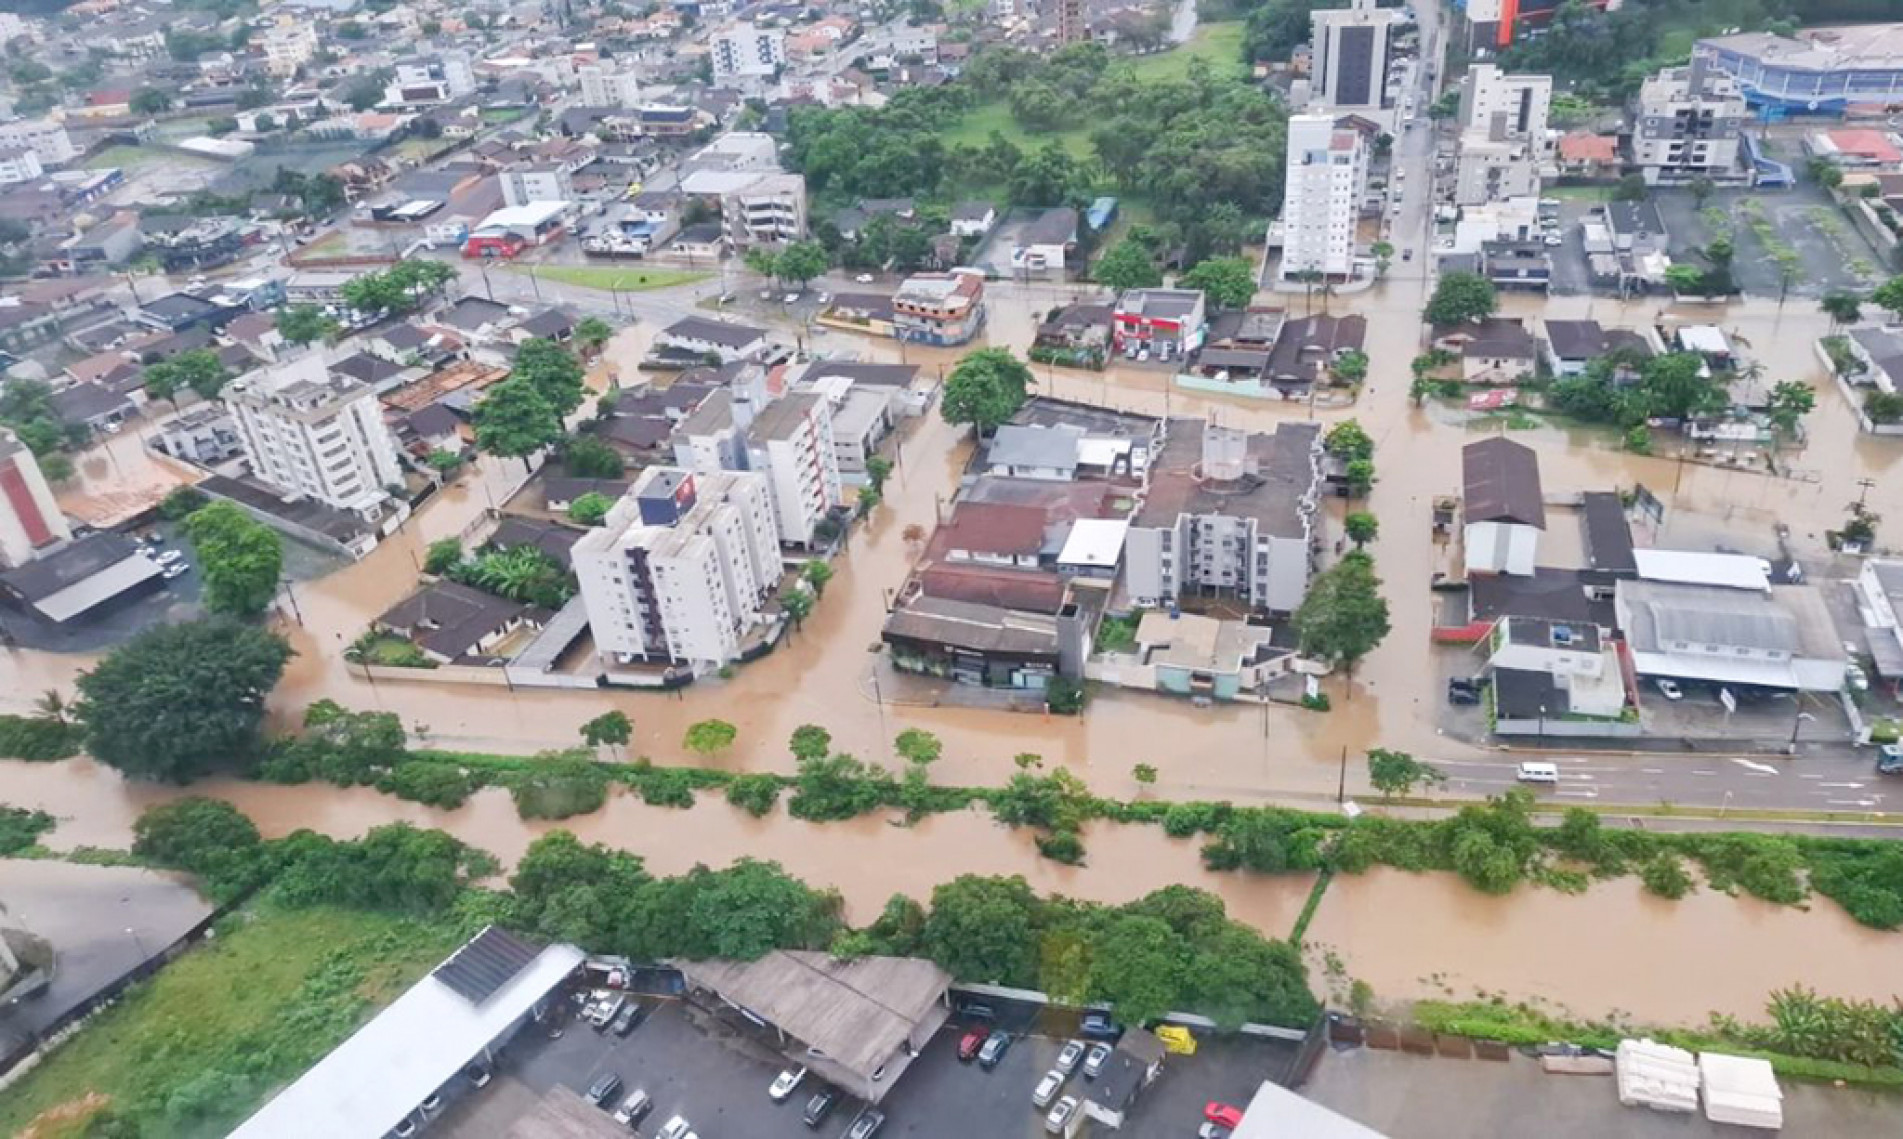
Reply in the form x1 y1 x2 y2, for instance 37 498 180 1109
1516 762 1560 784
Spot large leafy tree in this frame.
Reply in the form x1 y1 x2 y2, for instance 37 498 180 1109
76 619 293 782
1087 913 1187 1026
131 797 262 883
922 874 1042 987
940 348 1035 434
276 304 339 346
181 501 283 619
789 724 832 763
774 241 830 286
143 349 230 405
1093 237 1162 291
684 719 737 759
513 338 587 418
474 379 563 464
1423 271 1498 325
581 710 632 757
1178 257 1257 311
680 858 842 960
1367 748 1447 798
1294 551 1391 677
1872 276 1903 322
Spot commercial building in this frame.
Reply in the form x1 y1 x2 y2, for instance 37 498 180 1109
1310 0 1400 118
1615 579 1848 693
1460 0 1613 52
1111 288 1208 360
230 927 584 1139
1462 437 1544 576
1278 115 1367 282
1124 420 1324 614
577 63 643 108
1853 560 1903 692
892 268 986 346
1697 25 1903 117
0 429 70 568
223 354 406 521
1629 60 1749 185
712 22 786 81
0 147 43 185
709 171 807 248
572 468 783 670
0 532 162 626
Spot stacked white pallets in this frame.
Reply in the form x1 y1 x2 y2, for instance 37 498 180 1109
1699 1052 1784 1130
1614 1038 1700 1113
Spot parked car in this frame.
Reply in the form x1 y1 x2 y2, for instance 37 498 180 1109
1516 761 1560 784
783 293 800 304
391 1119 417 1139
1447 680 1480 706
154 549 184 566
1045 1095 1078 1134
1080 1012 1120 1039
770 1066 806 1101
978 1031 1012 1069
419 1092 443 1117
1054 1039 1085 1074
657 1116 695 1139
163 563 190 580
1877 744 1903 776
855 273 875 283
1655 678 1684 701
1198 1124 1232 1139
591 994 626 1029
959 1001 996 1021
586 1072 623 1107
1082 1042 1113 1079
1032 1070 1064 1107
846 1108 885 1139
802 1087 839 1127
1205 1102 1245 1129
958 1029 987 1061
613 1090 652 1126
462 1062 491 1088
610 1002 644 1036
1847 663 1870 692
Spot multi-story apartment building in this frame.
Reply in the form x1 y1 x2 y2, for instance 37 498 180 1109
1460 64 1551 143
892 269 985 346
720 171 806 247
383 53 476 106
0 428 71 568
711 23 785 81
1278 114 1367 282
0 148 43 185
1629 59 1748 185
260 20 318 76
500 167 574 209
1310 0 1399 118
573 468 783 671
0 117 76 168
672 389 842 549
577 63 643 108
1123 421 1324 615
223 355 406 521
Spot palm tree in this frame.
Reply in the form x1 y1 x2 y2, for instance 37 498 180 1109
473 547 553 602
34 689 67 725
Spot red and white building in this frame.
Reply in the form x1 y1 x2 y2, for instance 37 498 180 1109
1112 288 1208 361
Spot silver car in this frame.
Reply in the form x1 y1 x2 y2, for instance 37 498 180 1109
1082 1042 1112 1079
1054 1039 1085 1075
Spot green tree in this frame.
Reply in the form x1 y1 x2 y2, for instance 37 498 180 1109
276 304 339 346
1766 381 1816 440
922 874 1041 987
789 724 832 763
865 454 894 494
941 348 1035 433
1872 277 1903 322
1423 271 1497 325
130 87 172 114
182 501 284 619
1821 290 1863 328
1093 236 1162 291
160 486 209 520
1688 176 1715 209
776 241 831 286
452 545 571 606
1178 256 1257 310
1294 553 1390 677
1366 748 1446 798
143 349 230 405
680 858 841 960
512 338 588 418
1370 240 1394 278
77 620 292 782
683 719 737 759
508 829 649 945
780 587 814 629
894 728 942 765
567 492 614 526
1133 763 1157 784
424 538 463 575
1613 173 1648 201
474 380 563 466
574 316 614 356
1046 675 1087 714
1324 419 1374 462
1087 913 1186 1025
1343 511 1378 547
131 798 264 894
562 434 625 479
1331 349 1369 384
801 558 834 596
580 710 633 757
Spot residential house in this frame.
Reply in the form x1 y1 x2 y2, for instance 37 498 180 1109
1264 314 1367 388
1011 208 1077 277
1557 131 1620 179
1542 319 1654 377
950 201 996 238
1432 317 1537 383
375 580 536 664
1462 437 1544 576
984 424 1084 482
892 269 985 346
657 317 767 364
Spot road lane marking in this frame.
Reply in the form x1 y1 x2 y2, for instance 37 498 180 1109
1730 759 1781 776
1819 782 1866 789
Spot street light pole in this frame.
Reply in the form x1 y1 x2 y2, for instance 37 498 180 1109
1788 709 1816 755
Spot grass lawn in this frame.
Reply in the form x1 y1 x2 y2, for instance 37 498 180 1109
936 100 1095 160
82 146 207 173
1124 21 1246 82
0 904 462 1139
515 264 712 292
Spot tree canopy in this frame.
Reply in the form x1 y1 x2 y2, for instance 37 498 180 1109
941 348 1035 433
143 349 230 405
511 338 588 418
181 501 284 619
474 379 563 462
76 619 292 782
1294 552 1391 674
1093 237 1162 291
1179 257 1258 311
1423 271 1498 325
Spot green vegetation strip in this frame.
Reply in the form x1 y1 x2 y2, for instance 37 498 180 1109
511 265 711 292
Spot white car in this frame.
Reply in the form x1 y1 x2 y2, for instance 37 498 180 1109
855 273 874 283
1032 1070 1063 1107
1543 234 1563 247
1848 663 1870 691
783 292 800 304
162 563 190 580
769 1066 806 1101
155 549 184 566
1082 1042 1112 1079
1655 678 1684 701
1054 1039 1085 1074
1045 1095 1078 1134
657 1116 695 1139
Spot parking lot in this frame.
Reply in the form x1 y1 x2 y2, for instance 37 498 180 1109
438 991 1301 1139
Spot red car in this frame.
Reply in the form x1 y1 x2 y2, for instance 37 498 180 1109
957 1030 987 1062
1205 1103 1244 1129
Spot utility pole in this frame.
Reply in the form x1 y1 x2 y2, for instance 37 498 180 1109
1335 745 1347 806
1855 477 1877 508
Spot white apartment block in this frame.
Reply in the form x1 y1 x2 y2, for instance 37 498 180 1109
0 148 43 185
577 64 643 108
0 428 71 568
746 393 841 549
573 468 783 670
0 118 76 168
1460 64 1551 143
712 23 785 81
223 354 405 520
384 53 476 106
722 171 806 247
261 21 319 76
1278 114 1367 282
500 167 574 208
1631 58 1748 184
1310 0 1399 117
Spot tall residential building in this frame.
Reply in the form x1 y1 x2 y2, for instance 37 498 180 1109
1123 421 1324 614
711 23 785 81
260 20 318 76
1310 0 1399 117
1277 114 1367 282
573 468 783 670
721 171 807 247
0 117 76 167
223 355 406 520
1056 0 1084 45
500 166 574 208
1630 59 1748 185
577 64 643 108
0 428 71 568
672 390 842 548
1459 64 1552 142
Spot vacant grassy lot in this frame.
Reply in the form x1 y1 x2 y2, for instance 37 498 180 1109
936 99 1095 159
1126 21 1246 82
516 265 712 291
0 904 461 1139
82 146 211 173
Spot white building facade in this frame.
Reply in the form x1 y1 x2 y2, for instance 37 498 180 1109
712 23 786 81
1631 59 1747 184
0 117 76 167
223 355 406 520
0 428 70 567
577 64 643 108
1310 0 1399 119
1278 114 1367 281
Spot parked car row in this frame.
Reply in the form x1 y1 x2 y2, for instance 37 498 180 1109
384 1062 491 1138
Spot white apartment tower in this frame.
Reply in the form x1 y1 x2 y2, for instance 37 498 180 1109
0 118 76 167
261 20 319 76
673 390 842 548
578 63 643 108
223 355 405 520
0 428 71 568
1310 0 1399 118
1460 64 1552 142
1630 58 1747 185
711 23 786 81
1278 114 1367 282
573 468 783 670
